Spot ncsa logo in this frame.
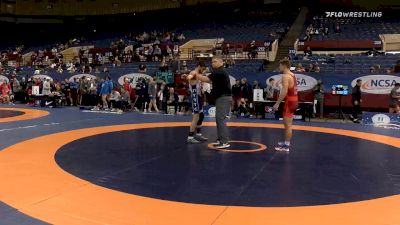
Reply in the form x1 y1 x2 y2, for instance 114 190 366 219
362 79 397 90
352 75 400 94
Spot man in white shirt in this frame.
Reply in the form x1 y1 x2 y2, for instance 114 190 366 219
42 78 51 95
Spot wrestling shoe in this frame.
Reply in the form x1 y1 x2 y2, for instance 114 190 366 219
214 142 231 149
194 134 208 142
211 139 221 145
187 137 200 144
274 143 290 152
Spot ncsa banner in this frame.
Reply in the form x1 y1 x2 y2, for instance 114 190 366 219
362 112 400 130
267 73 317 92
351 75 400 94
118 73 152 86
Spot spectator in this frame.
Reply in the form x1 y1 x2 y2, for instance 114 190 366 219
157 82 167 111
304 46 312 57
306 63 315 72
253 80 262 90
389 83 400 114
314 64 321 73
139 64 147 73
295 63 306 72
240 78 252 103
109 89 122 111
232 79 242 111
351 79 362 123
147 77 159 113
264 78 275 100
181 60 188 72
165 87 179 114
100 76 113 110
313 80 324 118
120 88 130 110
370 64 381 73
135 78 147 111
12 77 21 101
78 76 89 105
1 81 11 104
159 60 169 72
225 55 235 68
42 78 51 95
153 45 162 60
248 40 258 59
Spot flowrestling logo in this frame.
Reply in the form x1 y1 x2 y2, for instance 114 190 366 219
351 75 400 94
267 74 317 92
118 73 152 85
325 11 382 18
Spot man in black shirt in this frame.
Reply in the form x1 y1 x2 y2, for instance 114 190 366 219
194 56 232 149
351 79 362 123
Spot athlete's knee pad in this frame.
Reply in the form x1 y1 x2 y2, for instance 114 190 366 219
197 112 204 126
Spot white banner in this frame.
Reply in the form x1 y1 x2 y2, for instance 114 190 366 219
351 75 400 94
267 73 317 92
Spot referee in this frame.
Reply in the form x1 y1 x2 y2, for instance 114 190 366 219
194 56 232 149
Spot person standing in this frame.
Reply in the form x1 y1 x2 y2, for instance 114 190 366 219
193 56 232 149
351 79 362 123
389 83 400 114
186 61 208 143
312 79 324 119
264 78 275 100
42 78 51 95
100 76 113 110
273 59 298 152
231 79 242 112
147 77 159 113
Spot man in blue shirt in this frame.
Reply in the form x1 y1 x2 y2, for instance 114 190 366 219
100 76 113 110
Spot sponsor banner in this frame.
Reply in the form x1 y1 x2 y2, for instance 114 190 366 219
118 73 152 86
267 73 318 92
69 74 97 82
0 75 9 84
31 75 53 81
362 112 400 130
351 75 400 94
203 105 216 117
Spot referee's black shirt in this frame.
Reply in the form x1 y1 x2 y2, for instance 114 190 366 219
208 67 232 99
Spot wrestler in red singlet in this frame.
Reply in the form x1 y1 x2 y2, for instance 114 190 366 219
282 72 299 118
273 59 297 152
